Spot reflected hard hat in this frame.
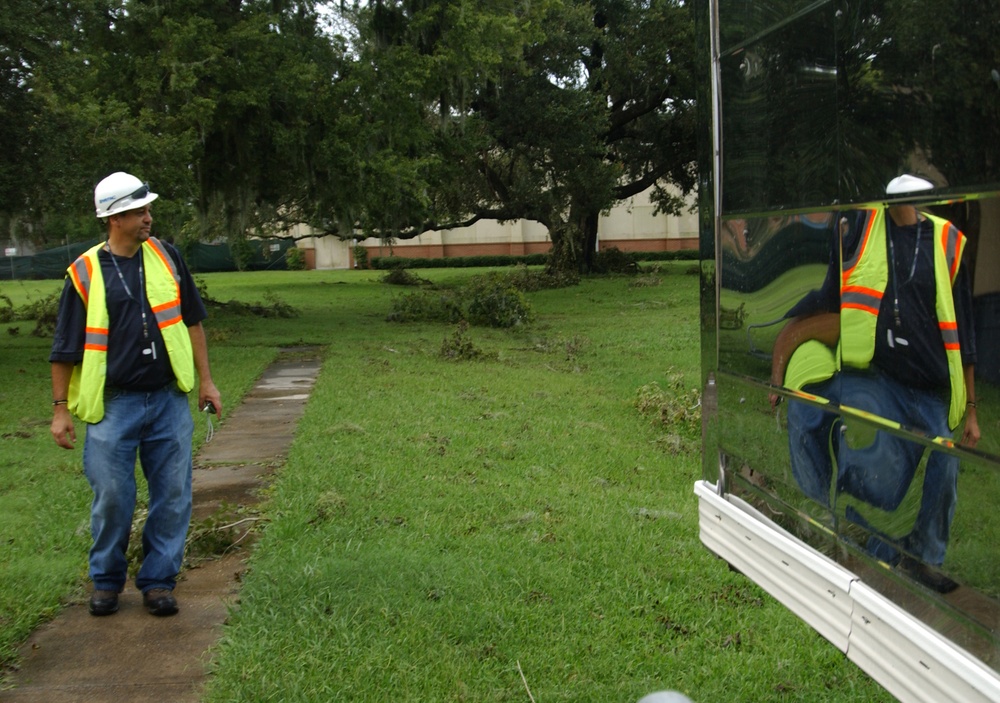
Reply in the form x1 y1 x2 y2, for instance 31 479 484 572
94 171 158 218
885 174 935 196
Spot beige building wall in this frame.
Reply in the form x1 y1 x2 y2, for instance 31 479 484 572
298 186 697 269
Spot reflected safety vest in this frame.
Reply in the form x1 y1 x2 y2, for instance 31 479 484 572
65 237 194 423
784 208 967 430
841 209 966 429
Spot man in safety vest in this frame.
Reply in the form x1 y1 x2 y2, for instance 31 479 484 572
769 174 979 593
49 172 223 616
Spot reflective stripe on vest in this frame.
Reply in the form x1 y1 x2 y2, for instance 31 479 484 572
84 326 108 352
65 237 195 423
68 256 93 307
930 216 967 428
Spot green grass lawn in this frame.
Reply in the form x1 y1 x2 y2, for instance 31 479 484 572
0 265 891 702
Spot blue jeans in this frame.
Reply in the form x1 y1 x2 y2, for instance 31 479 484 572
83 386 194 593
787 370 958 566
787 380 841 508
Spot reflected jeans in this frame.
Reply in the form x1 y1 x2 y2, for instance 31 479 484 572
787 369 958 566
83 386 194 593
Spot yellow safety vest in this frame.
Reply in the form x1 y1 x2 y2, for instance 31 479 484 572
840 209 966 429
65 237 195 423
783 209 967 429
784 339 837 393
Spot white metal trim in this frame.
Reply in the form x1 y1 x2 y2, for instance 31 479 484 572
695 480 853 650
695 480 1000 703
849 583 1000 703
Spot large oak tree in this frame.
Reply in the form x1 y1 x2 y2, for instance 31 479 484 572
352 0 698 273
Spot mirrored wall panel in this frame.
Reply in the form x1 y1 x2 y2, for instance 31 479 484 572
719 4 839 212
719 0 1000 212
713 200 1000 665
709 0 1000 663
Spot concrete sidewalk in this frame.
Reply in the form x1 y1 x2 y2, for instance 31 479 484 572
0 351 322 703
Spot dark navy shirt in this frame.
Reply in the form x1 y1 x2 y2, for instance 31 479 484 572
50 240 207 391
787 210 976 392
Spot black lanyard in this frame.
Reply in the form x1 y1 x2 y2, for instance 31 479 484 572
886 217 922 329
106 243 150 340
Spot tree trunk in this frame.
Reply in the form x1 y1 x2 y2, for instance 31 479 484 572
545 219 579 276
581 211 600 273
547 206 602 275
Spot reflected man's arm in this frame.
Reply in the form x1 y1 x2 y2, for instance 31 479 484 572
769 312 841 408
962 364 980 448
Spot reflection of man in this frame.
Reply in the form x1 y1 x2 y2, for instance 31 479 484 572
769 175 979 591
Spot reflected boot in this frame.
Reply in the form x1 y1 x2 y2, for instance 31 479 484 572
897 557 959 594
845 506 958 593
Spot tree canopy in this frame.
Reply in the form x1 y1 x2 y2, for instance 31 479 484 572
6 0 998 270
3 0 699 272
352 0 698 271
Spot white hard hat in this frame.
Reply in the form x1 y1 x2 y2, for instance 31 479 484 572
885 174 935 196
94 171 158 218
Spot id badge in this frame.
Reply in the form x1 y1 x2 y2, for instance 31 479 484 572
141 341 158 364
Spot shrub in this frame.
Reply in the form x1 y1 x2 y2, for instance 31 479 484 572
196 280 297 318
225 292 297 318
440 321 497 361
0 294 13 323
384 269 536 328
635 368 702 438
496 264 578 292
592 247 639 274
285 247 306 270
371 253 549 270
363 250 699 271
629 273 662 288
353 245 369 269
381 267 429 286
21 292 60 336
637 249 699 262
463 273 534 328
372 256 412 270
0 291 61 336
386 291 464 323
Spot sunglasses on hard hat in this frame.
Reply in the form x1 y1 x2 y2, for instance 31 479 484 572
108 183 151 212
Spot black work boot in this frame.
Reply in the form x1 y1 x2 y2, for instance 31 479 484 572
142 588 179 616
89 590 120 616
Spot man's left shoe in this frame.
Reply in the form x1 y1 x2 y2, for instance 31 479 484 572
88 590 120 616
142 588 179 616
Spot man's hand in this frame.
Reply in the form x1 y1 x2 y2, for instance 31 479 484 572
199 381 223 420
769 392 783 410
961 408 980 448
51 406 76 449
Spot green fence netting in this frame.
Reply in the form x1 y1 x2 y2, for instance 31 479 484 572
1 239 294 280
